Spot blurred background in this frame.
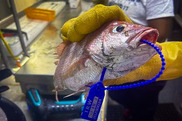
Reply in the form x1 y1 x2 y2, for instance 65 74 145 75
0 0 182 121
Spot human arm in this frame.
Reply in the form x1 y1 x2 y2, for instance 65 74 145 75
148 17 172 43
146 0 174 43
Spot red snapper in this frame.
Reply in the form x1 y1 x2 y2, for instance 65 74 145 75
54 21 160 93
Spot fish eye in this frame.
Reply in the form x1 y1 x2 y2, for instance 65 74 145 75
113 25 126 33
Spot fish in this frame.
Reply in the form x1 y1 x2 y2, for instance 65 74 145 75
53 21 160 94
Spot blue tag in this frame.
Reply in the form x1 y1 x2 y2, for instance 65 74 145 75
81 82 105 121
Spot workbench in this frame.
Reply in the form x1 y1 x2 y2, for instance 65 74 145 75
13 2 107 121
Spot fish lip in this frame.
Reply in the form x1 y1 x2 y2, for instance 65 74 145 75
128 28 159 48
140 29 158 43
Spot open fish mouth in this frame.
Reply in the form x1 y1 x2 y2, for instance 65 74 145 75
128 28 160 49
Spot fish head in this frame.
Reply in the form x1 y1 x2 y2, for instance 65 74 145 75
102 21 159 48
87 21 160 78
54 21 160 93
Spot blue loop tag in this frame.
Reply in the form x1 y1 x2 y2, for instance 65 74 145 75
81 82 105 121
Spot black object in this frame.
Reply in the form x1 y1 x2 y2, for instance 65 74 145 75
0 69 12 81
26 88 86 121
116 25 125 32
0 69 26 121
107 103 182 121
109 81 166 121
107 105 126 121
154 103 182 121
1 29 28 40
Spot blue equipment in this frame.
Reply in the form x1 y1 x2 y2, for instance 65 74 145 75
26 88 86 121
81 40 166 121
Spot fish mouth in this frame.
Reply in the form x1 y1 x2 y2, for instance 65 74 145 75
128 28 160 49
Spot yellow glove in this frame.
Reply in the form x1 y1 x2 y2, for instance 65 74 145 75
60 4 182 86
60 4 132 42
104 42 182 85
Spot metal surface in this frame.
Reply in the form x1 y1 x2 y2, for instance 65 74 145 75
9 0 29 57
15 4 82 94
11 3 108 120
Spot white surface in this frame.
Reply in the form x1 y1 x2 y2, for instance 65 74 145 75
4 1 66 56
80 0 93 11
108 0 174 26
69 0 81 8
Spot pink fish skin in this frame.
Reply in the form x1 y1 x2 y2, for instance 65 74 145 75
54 21 160 92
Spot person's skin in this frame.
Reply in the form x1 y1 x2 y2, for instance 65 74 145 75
148 17 172 43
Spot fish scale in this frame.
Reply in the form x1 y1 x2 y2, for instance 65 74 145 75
54 21 160 92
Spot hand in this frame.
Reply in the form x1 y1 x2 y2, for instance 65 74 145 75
104 42 182 86
60 4 132 42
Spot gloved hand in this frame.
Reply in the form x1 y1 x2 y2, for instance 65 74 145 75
60 4 182 86
60 4 132 42
104 42 182 85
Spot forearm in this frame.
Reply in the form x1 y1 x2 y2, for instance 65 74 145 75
148 17 173 43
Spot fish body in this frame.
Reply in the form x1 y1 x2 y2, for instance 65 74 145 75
54 21 159 91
